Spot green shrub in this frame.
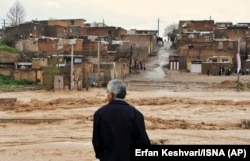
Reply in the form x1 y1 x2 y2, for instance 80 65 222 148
0 39 19 53
0 74 34 86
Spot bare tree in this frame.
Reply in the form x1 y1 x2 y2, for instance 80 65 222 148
164 23 178 36
6 0 26 26
164 23 178 43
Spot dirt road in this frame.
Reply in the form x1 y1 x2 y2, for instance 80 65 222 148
0 44 250 161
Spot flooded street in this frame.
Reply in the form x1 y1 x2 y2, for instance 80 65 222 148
144 43 170 79
125 42 171 81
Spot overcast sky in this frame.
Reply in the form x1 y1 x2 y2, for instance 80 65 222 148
1 0 250 36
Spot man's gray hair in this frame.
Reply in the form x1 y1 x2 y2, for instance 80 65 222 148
107 79 127 99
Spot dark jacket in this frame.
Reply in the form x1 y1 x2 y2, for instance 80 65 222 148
92 99 150 161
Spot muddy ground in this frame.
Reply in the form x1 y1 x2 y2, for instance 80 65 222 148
0 72 250 161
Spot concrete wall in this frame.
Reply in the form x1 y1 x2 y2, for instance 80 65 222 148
0 68 13 77
55 26 67 38
13 70 37 82
48 19 85 27
112 62 130 79
120 34 155 57
16 39 39 53
36 70 43 84
215 27 248 39
68 26 81 37
169 55 188 71
82 41 108 56
87 27 127 40
45 26 59 37
243 61 250 74
202 63 232 75
32 58 48 69
4 22 46 40
38 38 64 55
179 20 214 33
0 52 20 63
80 27 88 36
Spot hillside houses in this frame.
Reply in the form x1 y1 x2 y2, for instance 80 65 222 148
171 20 250 75
0 18 158 90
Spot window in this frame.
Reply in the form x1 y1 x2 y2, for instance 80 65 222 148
74 58 82 63
59 58 63 63
228 42 233 49
182 23 188 28
108 30 112 35
218 41 223 50
209 57 217 62
222 58 228 63
204 36 211 42
220 24 226 28
188 34 194 38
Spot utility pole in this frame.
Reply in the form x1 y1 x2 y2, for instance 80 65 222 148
2 19 6 30
129 45 132 73
2 19 6 37
157 18 160 37
97 42 100 86
70 39 76 90
237 38 241 91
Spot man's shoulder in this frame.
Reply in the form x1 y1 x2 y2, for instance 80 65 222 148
94 101 142 114
94 104 109 115
129 105 144 117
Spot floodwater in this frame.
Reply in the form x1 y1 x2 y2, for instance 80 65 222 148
124 42 171 81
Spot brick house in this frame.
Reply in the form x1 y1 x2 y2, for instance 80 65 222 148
6 20 132 89
177 20 215 73
120 30 157 69
2 18 157 88
214 23 250 74
175 20 250 75
3 19 86 40
243 36 250 73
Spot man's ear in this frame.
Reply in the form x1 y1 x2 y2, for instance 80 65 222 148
111 92 114 98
